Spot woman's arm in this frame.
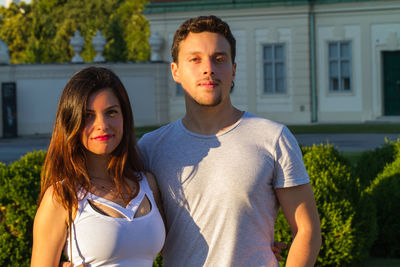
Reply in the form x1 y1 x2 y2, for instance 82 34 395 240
31 186 69 267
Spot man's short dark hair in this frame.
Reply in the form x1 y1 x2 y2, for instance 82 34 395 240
171 15 236 64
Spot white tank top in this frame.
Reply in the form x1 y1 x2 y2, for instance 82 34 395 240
65 173 165 266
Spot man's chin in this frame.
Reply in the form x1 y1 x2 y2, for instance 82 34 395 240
194 97 222 107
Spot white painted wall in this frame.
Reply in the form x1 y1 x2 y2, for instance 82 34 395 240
145 0 400 125
1 0 400 138
0 63 169 137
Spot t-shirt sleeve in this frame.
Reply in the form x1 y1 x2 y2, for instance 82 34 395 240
273 126 310 188
137 136 151 171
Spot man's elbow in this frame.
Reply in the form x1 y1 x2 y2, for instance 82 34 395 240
313 228 322 252
299 224 322 251
307 224 322 253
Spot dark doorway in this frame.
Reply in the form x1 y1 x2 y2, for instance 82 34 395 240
383 51 400 115
2 82 17 137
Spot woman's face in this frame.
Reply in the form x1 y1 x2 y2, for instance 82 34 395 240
81 88 123 156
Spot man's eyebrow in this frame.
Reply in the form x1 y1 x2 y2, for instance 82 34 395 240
214 52 229 57
184 51 229 56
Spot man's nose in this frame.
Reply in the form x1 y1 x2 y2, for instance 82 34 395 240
202 58 215 75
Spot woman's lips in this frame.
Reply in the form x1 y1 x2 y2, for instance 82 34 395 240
92 134 113 141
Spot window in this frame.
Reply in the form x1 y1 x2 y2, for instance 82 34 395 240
176 83 184 96
263 44 286 94
328 41 352 92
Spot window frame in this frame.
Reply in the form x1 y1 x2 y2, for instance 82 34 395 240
262 43 287 95
328 41 352 93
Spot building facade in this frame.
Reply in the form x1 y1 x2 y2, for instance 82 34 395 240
0 63 170 137
1 0 399 138
145 0 400 124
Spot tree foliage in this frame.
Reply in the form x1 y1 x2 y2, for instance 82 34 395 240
0 0 149 63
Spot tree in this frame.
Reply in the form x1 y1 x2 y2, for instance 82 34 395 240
0 0 150 63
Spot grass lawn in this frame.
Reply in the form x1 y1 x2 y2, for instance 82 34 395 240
287 123 400 134
137 123 400 136
362 257 400 267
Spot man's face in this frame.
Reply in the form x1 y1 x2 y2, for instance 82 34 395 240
171 32 236 107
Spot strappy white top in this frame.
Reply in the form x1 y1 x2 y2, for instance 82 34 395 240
65 173 165 266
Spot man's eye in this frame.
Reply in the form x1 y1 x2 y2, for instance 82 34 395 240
215 56 225 63
189 57 200 62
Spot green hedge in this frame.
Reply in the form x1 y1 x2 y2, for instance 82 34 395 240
366 141 400 258
0 151 46 267
275 144 377 266
0 150 164 266
354 139 395 190
1 141 399 265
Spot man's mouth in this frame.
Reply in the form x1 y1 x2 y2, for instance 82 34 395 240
198 80 218 88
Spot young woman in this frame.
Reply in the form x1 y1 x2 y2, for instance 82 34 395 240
31 66 165 267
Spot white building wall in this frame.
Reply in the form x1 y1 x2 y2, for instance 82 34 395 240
146 5 312 125
0 63 169 137
316 24 363 121
230 30 247 112
1 1 399 136
315 0 400 122
145 0 400 125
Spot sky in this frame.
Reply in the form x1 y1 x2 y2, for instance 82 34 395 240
0 0 32 7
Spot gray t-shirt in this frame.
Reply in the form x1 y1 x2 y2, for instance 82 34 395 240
138 112 310 267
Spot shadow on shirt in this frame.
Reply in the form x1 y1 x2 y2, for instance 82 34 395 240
142 135 221 266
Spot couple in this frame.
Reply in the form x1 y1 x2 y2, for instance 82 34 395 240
31 15 321 267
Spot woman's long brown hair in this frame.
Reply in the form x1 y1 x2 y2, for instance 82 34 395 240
39 66 143 212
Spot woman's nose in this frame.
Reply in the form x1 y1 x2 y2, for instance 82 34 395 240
94 114 108 130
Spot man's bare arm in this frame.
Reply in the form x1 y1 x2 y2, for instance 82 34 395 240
276 183 321 267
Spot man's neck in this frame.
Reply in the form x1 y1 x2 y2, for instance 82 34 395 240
182 102 244 135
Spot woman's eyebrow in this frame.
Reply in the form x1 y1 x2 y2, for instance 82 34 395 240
86 105 120 112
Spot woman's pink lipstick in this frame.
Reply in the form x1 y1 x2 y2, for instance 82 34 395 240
92 134 112 141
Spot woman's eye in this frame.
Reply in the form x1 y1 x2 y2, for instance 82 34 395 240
85 113 94 120
107 110 118 117
189 57 199 62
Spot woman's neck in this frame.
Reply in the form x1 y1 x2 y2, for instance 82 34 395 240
85 151 111 179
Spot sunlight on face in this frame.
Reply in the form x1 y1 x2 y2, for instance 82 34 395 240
171 32 236 107
81 89 123 156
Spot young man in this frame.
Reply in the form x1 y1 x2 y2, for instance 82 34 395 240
139 15 321 266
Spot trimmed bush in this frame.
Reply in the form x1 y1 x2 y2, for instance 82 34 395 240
0 150 164 266
366 141 400 258
274 144 377 266
3 142 396 265
0 150 46 267
354 139 395 190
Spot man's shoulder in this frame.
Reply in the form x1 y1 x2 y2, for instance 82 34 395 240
138 120 180 145
242 112 285 132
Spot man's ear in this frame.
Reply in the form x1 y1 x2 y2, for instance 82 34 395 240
171 62 180 83
232 62 237 79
